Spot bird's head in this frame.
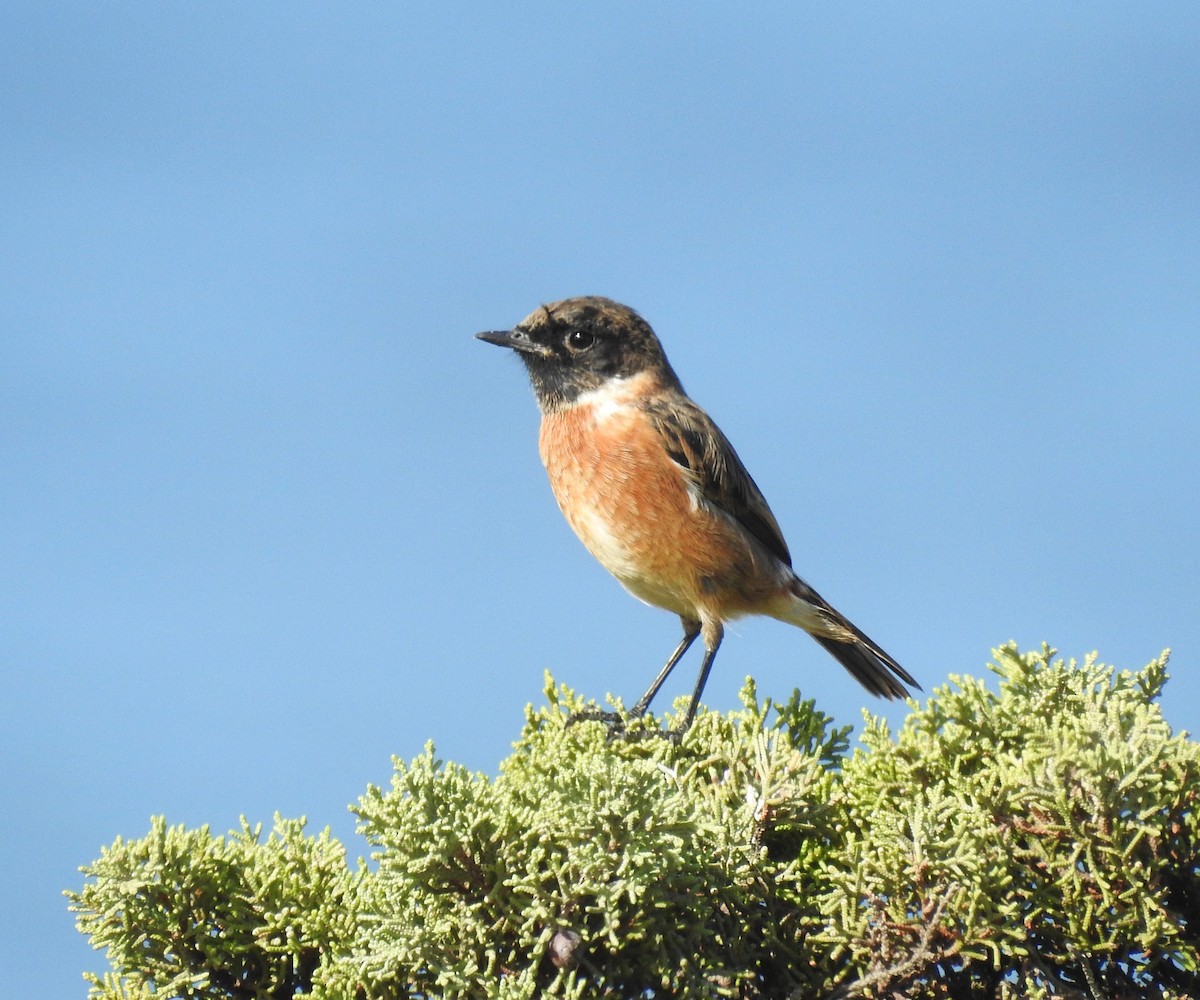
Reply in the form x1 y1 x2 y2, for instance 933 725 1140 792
476 296 682 412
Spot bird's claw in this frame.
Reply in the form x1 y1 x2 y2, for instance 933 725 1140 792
622 726 682 745
565 708 623 728
565 708 627 740
565 709 680 744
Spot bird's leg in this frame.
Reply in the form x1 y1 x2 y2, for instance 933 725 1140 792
630 619 702 717
568 619 704 740
621 622 722 743
676 623 723 732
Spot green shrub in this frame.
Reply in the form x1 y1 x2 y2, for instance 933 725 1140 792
70 645 1199 998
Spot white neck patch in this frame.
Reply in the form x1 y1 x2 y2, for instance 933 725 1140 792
573 370 654 422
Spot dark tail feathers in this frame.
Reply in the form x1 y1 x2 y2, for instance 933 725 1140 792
811 633 918 700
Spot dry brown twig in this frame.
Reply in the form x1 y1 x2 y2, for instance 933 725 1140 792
811 883 960 1000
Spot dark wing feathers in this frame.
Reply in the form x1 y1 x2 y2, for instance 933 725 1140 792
645 398 792 567
643 395 919 701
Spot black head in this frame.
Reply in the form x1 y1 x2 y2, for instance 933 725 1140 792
475 296 683 411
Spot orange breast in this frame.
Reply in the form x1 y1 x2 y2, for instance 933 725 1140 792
537 395 782 621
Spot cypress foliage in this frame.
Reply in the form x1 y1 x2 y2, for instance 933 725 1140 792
70 645 1200 998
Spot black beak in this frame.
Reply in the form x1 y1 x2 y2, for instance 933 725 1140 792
475 330 518 349
474 328 547 356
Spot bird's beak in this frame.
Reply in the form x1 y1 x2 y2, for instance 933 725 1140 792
475 330 518 348
474 329 549 356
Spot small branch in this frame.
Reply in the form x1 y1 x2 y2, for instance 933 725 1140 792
814 884 958 1000
1067 943 1106 1000
1021 951 1093 1000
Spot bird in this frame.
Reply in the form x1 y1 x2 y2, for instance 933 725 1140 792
476 296 917 733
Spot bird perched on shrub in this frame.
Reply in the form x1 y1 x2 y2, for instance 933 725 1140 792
477 296 917 733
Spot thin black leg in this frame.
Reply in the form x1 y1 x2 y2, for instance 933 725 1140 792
678 630 723 732
631 619 701 717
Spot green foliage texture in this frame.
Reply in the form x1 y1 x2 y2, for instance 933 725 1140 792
70 645 1200 998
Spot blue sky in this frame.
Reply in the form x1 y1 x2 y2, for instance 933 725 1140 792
4 4 1198 994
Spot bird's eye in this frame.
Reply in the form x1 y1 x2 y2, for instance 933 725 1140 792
566 329 595 351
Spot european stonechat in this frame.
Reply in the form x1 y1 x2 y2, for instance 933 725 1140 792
477 296 917 732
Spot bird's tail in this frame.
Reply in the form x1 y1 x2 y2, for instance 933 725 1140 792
779 579 919 700
810 633 915 699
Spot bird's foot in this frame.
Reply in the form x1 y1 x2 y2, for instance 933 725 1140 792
566 709 681 744
621 726 682 746
565 707 623 728
565 708 626 739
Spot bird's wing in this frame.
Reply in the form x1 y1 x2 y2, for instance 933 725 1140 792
644 396 793 567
